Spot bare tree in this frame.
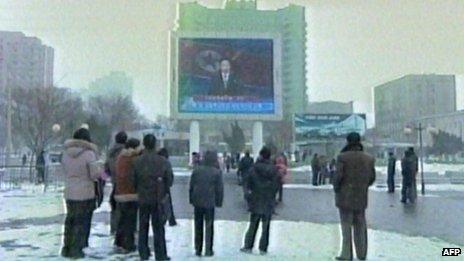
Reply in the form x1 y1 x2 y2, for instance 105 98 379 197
85 95 149 148
11 86 85 155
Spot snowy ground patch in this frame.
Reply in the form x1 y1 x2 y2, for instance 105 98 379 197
0 219 460 260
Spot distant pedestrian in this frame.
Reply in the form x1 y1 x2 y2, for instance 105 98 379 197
329 158 337 184
387 152 396 193
189 151 224 257
241 147 279 255
333 132 376 260
133 134 173 261
158 148 178 227
238 151 254 186
401 148 418 204
105 131 127 235
311 153 321 186
225 154 232 173
274 153 289 202
36 150 45 184
22 154 27 166
192 152 201 168
61 128 101 259
114 138 140 253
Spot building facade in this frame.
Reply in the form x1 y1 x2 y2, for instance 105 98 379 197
374 74 456 142
414 111 464 147
0 31 54 91
86 71 133 99
307 101 354 114
174 0 308 118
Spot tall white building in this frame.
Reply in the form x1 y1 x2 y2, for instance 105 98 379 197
0 31 54 91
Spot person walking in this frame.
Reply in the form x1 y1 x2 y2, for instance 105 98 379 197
401 148 418 204
225 154 232 173
133 134 173 261
240 147 279 255
189 151 224 257
114 138 140 253
333 132 376 261
105 131 128 235
274 153 289 203
387 152 396 193
311 153 321 186
158 148 178 227
61 128 101 259
238 151 254 186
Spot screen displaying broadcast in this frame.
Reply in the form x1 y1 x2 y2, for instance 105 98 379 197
295 113 367 140
178 38 275 114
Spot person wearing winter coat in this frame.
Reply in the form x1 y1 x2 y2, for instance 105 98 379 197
61 128 101 259
105 131 127 234
333 132 376 261
241 147 279 255
274 153 289 202
114 138 140 253
132 134 173 261
189 151 224 257
238 151 254 186
401 148 418 204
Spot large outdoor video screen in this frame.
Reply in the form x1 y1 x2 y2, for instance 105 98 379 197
295 113 367 140
177 38 275 115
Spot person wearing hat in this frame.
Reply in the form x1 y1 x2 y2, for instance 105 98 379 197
333 132 376 260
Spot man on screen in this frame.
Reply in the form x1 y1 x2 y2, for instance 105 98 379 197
209 59 243 96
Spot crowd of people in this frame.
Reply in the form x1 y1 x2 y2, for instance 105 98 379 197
59 127 380 260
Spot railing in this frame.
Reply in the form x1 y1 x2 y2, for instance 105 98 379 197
0 163 64 191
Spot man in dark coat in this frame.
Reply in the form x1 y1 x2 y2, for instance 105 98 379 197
189 151 224 257
238 151 254 186
240 147 279 255
387 152 396 193
132 134 173 261
333 132 376 261
209 59 243 96
105 131 127 234
401 148 418 204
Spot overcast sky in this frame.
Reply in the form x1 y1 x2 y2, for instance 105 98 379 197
1 0 463 122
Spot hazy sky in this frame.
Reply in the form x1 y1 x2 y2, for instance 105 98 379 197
1 0 464 122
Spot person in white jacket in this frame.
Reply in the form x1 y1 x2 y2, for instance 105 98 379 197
61 128 101 259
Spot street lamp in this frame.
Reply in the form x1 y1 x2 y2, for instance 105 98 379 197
52 124 61 133
404 123 438 195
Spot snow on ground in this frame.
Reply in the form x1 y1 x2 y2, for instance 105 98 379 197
284 183 464 192
291 163 464 175
0 219 461 260
0 185 64 222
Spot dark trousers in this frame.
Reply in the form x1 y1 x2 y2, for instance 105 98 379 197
194 207 215 254
387 172 395 192
277 182 283 202
115 201 138 251
401 176 415 203
243 213 271 252
311 168 319 185
138 204 168 260
110 187 120 234
168 190 177 225
338 209 367 260
62 199 95 257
